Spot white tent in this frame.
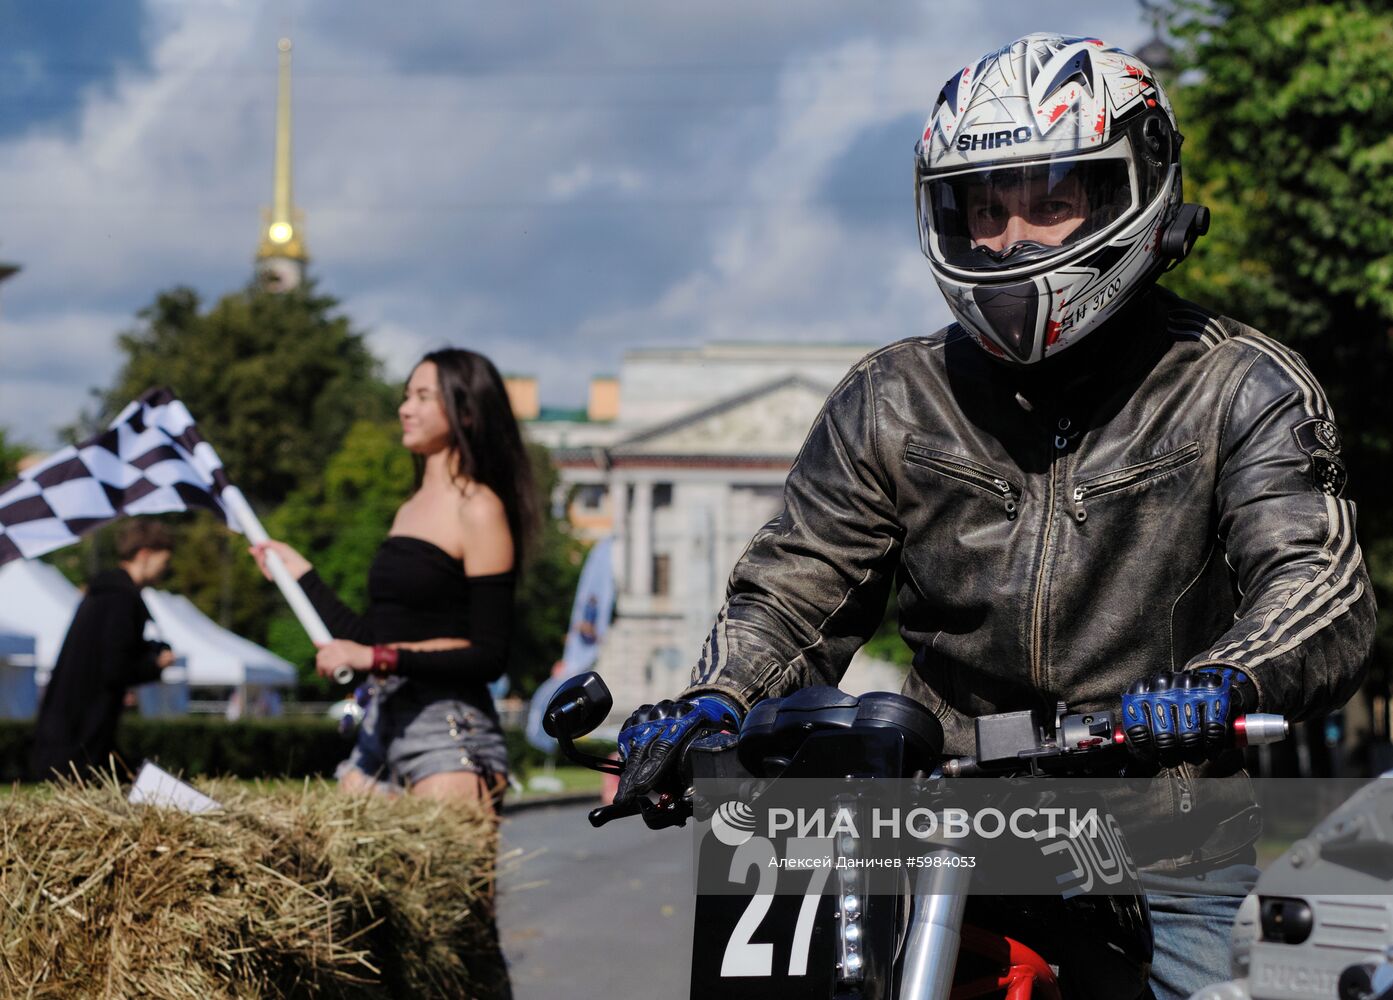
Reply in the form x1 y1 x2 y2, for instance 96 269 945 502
0 561 296 691
0 560 81 673
140 589 296 688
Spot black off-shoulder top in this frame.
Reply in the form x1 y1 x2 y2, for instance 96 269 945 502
298 536 514 693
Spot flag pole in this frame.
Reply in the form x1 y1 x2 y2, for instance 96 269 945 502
221 486 354 684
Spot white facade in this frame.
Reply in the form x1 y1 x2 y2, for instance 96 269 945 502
536 342 905 714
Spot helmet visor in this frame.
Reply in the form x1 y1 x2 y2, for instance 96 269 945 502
920 148 1137 273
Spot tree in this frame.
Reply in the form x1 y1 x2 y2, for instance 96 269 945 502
0 428 26 483
90 282 396 507
78 281 398 644
1163 0 1393 714
266 419 414 686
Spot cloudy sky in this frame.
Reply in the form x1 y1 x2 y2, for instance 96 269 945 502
0 0 1154 447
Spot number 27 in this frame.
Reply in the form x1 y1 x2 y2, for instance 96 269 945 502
721 837 833 978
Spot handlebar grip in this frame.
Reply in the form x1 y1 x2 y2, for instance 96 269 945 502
589 800 642 828
1111 713 1289 749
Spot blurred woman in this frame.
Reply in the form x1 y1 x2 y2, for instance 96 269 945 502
252 348 536 810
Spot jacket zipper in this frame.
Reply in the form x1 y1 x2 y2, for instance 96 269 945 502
1071 442 1201 521
1029 440 1060 691
904 445 1021 520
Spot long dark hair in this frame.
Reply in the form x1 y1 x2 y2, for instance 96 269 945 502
414 348 539 570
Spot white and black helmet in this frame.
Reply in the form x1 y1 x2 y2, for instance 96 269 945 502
915 33 1209 364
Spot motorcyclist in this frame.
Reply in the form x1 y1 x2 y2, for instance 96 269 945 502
614 33 1375 1000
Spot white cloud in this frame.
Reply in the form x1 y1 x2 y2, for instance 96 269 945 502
0 308 132 446
0 1 1153 447
546 163 646 201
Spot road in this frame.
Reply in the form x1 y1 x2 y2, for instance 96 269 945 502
498 802 694 999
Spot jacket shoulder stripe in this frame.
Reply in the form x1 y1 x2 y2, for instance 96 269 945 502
1168 305 1333 420
1215 495 1363 666
1165 306 1357 670
1229 333 1332 420
1167 306 1230 348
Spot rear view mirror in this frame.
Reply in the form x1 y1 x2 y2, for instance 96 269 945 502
543 671 613 741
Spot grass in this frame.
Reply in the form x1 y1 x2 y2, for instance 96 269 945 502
515 765 605 797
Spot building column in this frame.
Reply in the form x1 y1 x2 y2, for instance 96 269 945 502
629 480 654 597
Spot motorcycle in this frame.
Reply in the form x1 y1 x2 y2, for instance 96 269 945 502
543 673 1288 1000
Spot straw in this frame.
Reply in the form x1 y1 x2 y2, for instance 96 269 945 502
0 771 510 998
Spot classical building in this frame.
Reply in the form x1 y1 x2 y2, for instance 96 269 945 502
527 342 906 713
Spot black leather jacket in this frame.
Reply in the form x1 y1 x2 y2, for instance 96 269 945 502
682 287 1376 870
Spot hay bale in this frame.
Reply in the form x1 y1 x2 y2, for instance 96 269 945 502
0 774 510 998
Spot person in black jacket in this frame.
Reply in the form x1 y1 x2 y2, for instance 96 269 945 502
610 34 1375 1000
29 521 175 781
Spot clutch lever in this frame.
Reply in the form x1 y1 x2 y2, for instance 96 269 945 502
589 799 642 827
588 792 693 830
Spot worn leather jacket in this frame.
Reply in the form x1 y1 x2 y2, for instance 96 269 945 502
681 287 1376 871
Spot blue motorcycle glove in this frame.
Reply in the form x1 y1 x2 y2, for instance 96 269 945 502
615 695 742 805
1122 667 1257 765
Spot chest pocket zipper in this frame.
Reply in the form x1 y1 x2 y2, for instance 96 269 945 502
904 443 1021 521
1071 441 1201 522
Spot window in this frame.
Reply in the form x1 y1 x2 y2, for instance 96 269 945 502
652 554 671 596
574 484 607 510
652 483 674 508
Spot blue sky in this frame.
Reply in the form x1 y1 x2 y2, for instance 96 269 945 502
0 1 1154 447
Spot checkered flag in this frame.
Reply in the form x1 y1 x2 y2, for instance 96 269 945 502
0 387 237 565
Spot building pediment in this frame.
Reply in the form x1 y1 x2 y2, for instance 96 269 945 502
610 375 831 459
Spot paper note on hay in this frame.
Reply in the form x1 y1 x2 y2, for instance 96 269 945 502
127 760 221 813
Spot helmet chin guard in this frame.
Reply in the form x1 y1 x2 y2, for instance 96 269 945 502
915 34 1206 365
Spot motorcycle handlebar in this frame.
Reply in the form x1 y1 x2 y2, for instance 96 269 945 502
944 712 1290 777
544 669 1291 822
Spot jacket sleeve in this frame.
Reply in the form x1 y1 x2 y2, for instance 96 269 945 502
681 364 903 713
130 641 168 686
1186 348 1376 720
101 590 164 689
296 569 376 644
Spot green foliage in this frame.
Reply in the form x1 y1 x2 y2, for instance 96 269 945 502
864 591 914 668
73 280 581 697
0 717 347 782
504 727 614 779
76 282 397 645
0 428 26 483
1163 0 1393 680
0 717 585 783
271 420 415 610
266 420 415 687
90 282 396 506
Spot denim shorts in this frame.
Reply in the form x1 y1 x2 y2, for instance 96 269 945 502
338 678 510 789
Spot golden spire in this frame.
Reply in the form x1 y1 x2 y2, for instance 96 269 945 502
257 38 306 288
